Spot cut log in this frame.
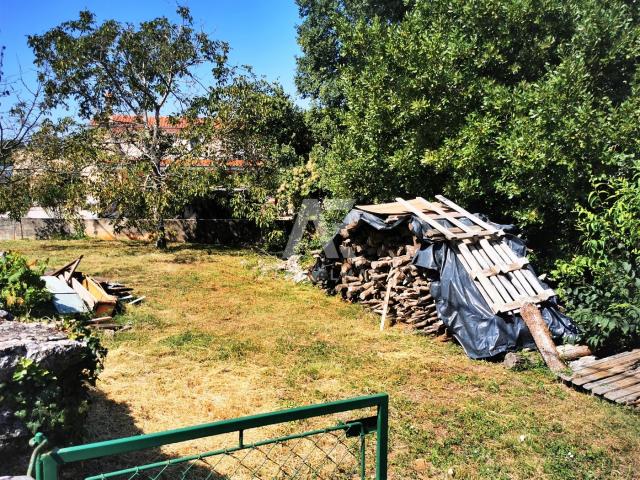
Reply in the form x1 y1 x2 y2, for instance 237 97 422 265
520 302 566 374
557 344 593 361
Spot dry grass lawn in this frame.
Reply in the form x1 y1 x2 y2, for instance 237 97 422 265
5 239 640 479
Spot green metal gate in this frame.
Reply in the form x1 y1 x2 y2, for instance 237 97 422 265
30 393 388 479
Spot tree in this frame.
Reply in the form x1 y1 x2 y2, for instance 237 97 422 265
553 159 640 352
192 73 312 249
0 45 48 219
28 7 230 247
297 0 640 261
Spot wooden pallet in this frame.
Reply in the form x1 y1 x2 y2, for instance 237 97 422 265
396 196 555 314
563 349 640 407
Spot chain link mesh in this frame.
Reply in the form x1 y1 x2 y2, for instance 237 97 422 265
84 425 371 480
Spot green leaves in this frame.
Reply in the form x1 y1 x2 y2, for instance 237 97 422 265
0 252 50 316
553 161 640 351
298 0 640 261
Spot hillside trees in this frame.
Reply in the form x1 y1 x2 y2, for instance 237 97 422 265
297 0 640 260
28 7 230 248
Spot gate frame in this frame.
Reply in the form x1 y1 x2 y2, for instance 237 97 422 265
32 393 388 480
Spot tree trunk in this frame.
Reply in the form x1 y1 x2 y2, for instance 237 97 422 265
520 302 567 374
156 216 167 249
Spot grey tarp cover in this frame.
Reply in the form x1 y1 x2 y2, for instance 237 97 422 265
313 209 579 359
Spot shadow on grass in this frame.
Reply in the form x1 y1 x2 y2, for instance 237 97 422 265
52 390 226 480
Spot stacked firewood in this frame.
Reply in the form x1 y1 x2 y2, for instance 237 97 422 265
313 220 444 334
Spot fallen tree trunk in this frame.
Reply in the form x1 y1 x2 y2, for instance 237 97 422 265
520 302 567 373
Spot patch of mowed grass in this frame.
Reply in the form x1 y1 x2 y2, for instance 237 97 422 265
162 330 258 361
6 240 640 480
117 308 165 328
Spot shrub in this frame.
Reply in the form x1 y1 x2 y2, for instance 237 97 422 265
0 252 51 316
553 161 640 352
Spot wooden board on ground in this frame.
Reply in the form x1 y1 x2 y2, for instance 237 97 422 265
564 348 640 408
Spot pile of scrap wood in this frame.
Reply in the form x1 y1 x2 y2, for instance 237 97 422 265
310 195 579 364
312 218 443 334
42 256 143 329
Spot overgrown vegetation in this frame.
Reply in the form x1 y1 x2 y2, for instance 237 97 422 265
0 251 50 316
295 0 640 350
553 161 640 352
0 251 106 447
0 316 106 445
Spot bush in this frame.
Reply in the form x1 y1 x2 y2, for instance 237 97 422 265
0 252 51 316
553 161 640 352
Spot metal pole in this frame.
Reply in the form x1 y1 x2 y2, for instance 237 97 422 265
41 454 59 480
375 394 388 480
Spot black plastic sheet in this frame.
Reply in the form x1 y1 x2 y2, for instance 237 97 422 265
313 208 579 359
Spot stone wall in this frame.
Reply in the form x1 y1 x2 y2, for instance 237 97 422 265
0 218 260 244
0 322 86 452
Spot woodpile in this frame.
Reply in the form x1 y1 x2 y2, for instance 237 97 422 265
313 219 444 334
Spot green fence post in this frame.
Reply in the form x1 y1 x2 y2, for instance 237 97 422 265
376 394 388 480
40 454 60 480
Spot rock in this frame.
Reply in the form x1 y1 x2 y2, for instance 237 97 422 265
0 322 86 382
413 458 428 472
503 352 525 370
0 310 14 321
0 322 89 456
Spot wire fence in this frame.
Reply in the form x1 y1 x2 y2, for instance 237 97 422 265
90 424 365 480
32 394 388 480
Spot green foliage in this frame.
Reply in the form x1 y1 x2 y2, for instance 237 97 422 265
0 358 79 439
1 117 93 223
0 251 50 316
553 162 640 352
195 73 312 250
297 0 640 261
28 7 230 248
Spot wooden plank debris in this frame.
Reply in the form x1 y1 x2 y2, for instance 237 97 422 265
564 348 640 408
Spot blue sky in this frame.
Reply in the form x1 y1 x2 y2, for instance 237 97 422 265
0 0 306 110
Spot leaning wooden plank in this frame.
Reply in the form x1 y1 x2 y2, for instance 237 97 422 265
435 195 501 235
452 245 497 312
71 277 96 310
480 239 528 273
472 244 520 301
495 242 547 295
51 255 84 285
379 271 396 331
396 197 455 240
493 242 538 296
457 243 505 311
416 197 476 234
520 302 567 374
468 245 512 304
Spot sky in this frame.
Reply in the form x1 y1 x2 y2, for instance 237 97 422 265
0 0 307 111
